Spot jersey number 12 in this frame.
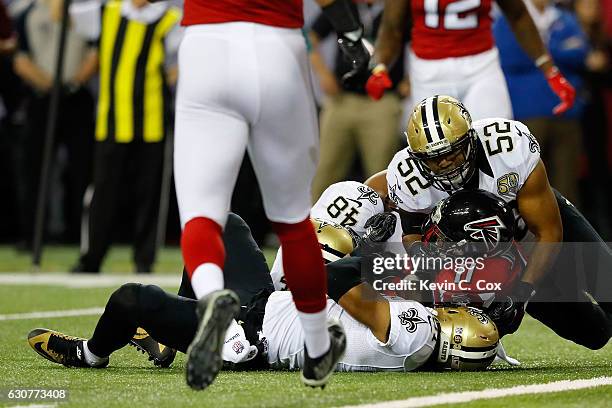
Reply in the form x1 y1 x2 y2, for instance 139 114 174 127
424 0 481 30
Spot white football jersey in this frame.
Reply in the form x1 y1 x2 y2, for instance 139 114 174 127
311 181 384 236
270 181 403 291
387 118 541 215
262 291 438 372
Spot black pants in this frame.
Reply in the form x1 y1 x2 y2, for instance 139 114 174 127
87 213 274 357
78 140 164 271
525 190 612 350
23 88 94 243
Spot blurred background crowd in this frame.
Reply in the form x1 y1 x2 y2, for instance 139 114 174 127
0 0 611 272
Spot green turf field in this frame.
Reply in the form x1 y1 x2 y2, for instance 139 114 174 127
0 246 611 407
0 245 277 273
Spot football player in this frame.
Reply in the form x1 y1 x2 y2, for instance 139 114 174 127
271 181 403 291
27 222 499 373
169 0 371 391
420 190 525 312
380 95 611 349
361 0 575 119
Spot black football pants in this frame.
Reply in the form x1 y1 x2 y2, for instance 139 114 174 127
526 190 612 349
87 213 274 357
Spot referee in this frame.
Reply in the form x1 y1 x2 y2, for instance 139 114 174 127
69 0 182 273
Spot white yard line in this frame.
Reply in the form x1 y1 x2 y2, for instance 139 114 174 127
0 273 180 288
340 377 612 408
0 308 105 321
7 404 57 408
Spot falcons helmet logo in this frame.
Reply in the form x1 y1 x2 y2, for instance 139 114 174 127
463 216 505 250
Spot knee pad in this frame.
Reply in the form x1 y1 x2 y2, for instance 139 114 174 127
139 285 168 314
226 212 249 233
107 283 142 315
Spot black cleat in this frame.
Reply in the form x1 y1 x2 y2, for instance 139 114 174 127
186 289 240 390
129 328 177 368
301 319 346 389
27 328 108 368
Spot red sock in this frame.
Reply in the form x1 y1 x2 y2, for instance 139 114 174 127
181 217 225 277
272 218 327 313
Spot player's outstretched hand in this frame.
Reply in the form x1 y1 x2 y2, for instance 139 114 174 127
488 281 535 337
363 212 397 243
545 67 575 115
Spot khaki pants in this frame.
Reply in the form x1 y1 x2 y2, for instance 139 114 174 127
312 93 402 201
523 118 582 207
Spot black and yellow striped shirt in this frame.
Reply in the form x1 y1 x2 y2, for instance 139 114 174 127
96 1 180 143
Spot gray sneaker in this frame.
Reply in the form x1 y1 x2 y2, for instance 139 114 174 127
300 319 346 389
185 289 240 390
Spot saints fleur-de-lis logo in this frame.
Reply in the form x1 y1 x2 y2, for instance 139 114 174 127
357 186 380 205
389 179 403 204
398 308 426 333
515 125 540 153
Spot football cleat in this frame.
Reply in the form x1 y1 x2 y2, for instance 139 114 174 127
186 289 240 390
27 328 108 368
301 319 346 389
129 328 176 368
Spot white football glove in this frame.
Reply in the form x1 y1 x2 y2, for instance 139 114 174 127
222 319 258 364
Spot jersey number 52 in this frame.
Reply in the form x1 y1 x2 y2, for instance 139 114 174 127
483 121 514 156
398 158 431 196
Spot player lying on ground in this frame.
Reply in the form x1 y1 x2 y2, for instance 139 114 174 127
369 95 611 350
128 181 400 369
27 215 500 372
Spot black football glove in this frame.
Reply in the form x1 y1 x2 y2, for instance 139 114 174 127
362 212 397 244
488 281 535 337
337 29 372 88
320 0 371 89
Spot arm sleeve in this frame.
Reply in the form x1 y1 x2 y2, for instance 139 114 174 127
326 256 364 303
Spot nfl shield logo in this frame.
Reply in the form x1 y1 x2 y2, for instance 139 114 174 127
232 341 244 355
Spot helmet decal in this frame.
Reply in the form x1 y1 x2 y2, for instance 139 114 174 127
463 216 506 249
421 96 446 143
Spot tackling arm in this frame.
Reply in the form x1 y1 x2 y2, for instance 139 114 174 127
364 170 390 205
517 160 563 285
327 257 391 343
338 283 391 343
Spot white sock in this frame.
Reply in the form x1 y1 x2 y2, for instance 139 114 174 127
297 309 330 359
191 263 224 299
83 341 107 366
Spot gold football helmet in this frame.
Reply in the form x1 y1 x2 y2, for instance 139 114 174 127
433 306 499 371
405 95 477 191
311 218 355 263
